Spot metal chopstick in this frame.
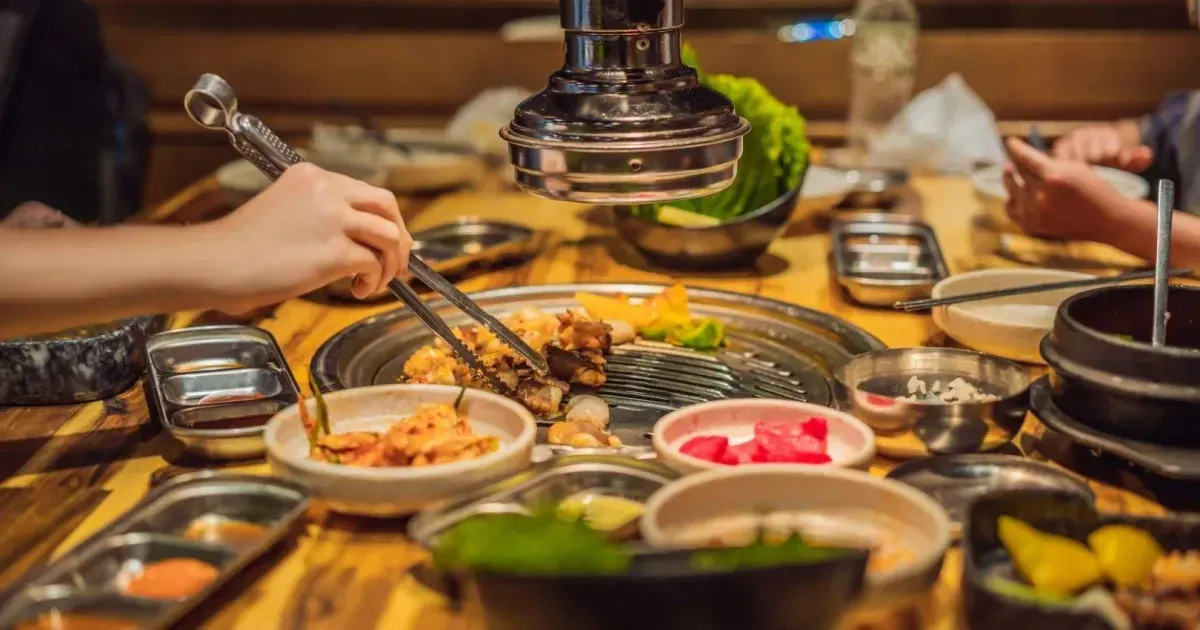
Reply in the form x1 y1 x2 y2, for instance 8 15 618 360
387 279 513 393
183 74 549 380
894 268 1194 312
1152 180 1175 347
404 258 548 374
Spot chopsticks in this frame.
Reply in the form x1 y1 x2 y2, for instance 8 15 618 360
185 75 548 390
894 268 1195 312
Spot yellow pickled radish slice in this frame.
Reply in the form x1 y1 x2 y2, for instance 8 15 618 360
1087 524 1163 588
998 515 1104 596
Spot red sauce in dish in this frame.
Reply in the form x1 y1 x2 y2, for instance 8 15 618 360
176 414 273 431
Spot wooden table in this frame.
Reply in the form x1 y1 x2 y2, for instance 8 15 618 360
0 173 1188 629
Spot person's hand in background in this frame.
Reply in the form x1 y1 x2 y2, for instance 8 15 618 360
1003 137 1200 269
1003 137 1138 241
1051 121 1154 173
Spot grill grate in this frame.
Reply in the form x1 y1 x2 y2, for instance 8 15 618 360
598 341 807 414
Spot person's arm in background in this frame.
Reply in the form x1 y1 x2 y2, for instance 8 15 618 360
1004 138 1200 269
0 164 413 339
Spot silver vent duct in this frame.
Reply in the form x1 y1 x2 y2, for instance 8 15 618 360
501 0 751 204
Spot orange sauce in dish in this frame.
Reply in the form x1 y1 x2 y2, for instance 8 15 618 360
183 517 268 553
122 558 219 600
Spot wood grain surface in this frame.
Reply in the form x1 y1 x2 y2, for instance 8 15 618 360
1 172 1192 629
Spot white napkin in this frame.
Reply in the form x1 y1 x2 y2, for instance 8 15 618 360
870 74 1006 174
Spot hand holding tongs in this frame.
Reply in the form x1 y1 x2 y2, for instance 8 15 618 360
182 74 549 391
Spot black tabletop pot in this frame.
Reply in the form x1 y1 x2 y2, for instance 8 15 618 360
466 547 868 630
1039 284 1200 446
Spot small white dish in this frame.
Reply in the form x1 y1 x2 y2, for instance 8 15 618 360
640 465 952 612
931 268 1095 364
972 163 1148 230
651 399 876 475
264 384 536 517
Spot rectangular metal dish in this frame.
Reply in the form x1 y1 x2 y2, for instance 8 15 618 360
145 326 299 460
0 472 309 630
831 220 950 307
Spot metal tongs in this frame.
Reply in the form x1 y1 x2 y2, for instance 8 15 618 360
182 74 548 391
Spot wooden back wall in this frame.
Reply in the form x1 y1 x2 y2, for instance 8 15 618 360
93 0 1200 206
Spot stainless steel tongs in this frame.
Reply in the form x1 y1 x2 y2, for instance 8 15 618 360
182 74 549 391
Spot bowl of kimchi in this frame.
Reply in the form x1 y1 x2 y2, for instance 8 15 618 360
264 384 537 517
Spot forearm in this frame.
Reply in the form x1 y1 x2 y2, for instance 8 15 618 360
1097 199 1200 269
0 224 227 338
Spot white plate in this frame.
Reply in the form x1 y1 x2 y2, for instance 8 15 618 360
641 466 952 612
651 399 876 475
264 384 536 517
931 268 1095 364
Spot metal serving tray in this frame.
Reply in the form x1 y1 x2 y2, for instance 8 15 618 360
0 472 309 629
411 218 543 277
326 218 546 300
408 454 678 547
145 326 300 460
831 220 950 307
311 284 885 447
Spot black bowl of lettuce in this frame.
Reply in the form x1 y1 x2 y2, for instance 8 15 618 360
430 512 869 630
612 46 810 271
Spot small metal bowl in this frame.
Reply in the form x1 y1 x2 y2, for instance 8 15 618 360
834 348 1031 459
838 168 910 209
612 175 805 270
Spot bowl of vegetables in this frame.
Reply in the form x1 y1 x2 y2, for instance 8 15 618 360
964 489 1200 630
612 46 810 270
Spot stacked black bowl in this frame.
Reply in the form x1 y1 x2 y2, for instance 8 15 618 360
1039 284 1200 446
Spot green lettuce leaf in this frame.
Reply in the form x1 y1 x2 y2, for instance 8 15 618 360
631 45 810 222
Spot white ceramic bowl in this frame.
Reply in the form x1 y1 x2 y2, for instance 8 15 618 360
931 268 1095 364
651 399 876 475
972 163 1149 230
641 465 952 612
264 384 536 517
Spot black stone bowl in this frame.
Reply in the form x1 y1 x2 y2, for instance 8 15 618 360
449 546 868 630
963 489 1200 630
1039 284 1200 447
612 168 807 271
0 315 167 406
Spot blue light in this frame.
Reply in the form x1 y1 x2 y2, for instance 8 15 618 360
777 18 849 43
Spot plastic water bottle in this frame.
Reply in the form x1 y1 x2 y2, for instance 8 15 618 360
846 0 919 156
